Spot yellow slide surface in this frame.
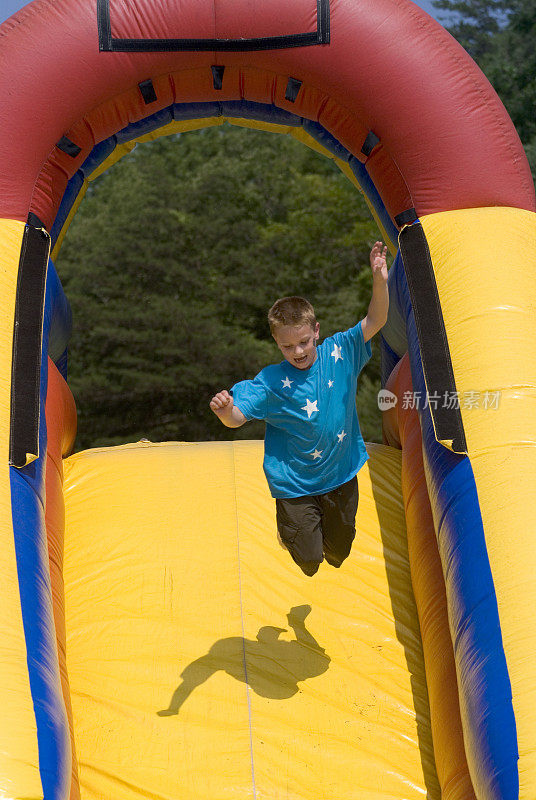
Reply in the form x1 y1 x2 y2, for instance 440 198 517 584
63 440 438 800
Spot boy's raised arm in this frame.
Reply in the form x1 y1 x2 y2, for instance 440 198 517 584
361 241 389 343
210 390 247 428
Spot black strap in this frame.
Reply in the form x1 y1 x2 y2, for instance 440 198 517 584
211 65 225 91
317 0 330 43
138 79 157 104
97 0 111 50
395 208 418 227
285 77 302 103
98 0 330 51
56 135 82 158
361 131 380 157
101 32 325 52
10 225 50 468
399 223 467 454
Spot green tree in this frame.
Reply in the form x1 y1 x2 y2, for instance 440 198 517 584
57 126 383 450
480 0 536 174
434 0 536 177
433 0 509 59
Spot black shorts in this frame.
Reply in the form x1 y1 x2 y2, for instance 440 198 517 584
275 476 359 577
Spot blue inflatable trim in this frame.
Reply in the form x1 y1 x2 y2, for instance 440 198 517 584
379 333 400 386
46 259 72 376
9 261 72 800
50 99 399 250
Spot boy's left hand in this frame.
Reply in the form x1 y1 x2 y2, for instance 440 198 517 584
370 241 388 282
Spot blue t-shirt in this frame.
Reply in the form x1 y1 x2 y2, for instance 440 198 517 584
231 321 372 498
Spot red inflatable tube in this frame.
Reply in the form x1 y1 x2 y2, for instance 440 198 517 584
0 0 533 231
44 359 79 800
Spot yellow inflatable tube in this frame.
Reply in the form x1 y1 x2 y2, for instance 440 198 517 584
421 207 536 793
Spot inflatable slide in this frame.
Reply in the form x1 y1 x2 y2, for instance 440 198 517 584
0 1 535 798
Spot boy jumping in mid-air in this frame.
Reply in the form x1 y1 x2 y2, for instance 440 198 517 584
210 242 389 576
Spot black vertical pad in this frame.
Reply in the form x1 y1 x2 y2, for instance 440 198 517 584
399 222 467 454
10 224 50 468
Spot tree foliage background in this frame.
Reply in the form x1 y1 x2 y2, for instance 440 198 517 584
434 0 535 177
57 128 382 449
57 0 535 451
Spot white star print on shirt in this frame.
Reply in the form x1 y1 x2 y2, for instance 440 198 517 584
281 377 293 388
328 380 334 388
331 344 343 363
311 449 323 460
337 431 347 443
301 398 318 418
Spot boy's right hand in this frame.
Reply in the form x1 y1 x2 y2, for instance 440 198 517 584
210 390 247 428
209 390 233 414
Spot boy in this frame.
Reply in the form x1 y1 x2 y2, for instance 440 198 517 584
210 242 389 576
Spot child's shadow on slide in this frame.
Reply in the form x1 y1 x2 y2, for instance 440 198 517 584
157 605 330 716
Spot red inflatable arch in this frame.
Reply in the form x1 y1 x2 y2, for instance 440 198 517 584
0 0 534 235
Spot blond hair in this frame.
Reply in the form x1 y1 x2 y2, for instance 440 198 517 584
268 296 316 334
